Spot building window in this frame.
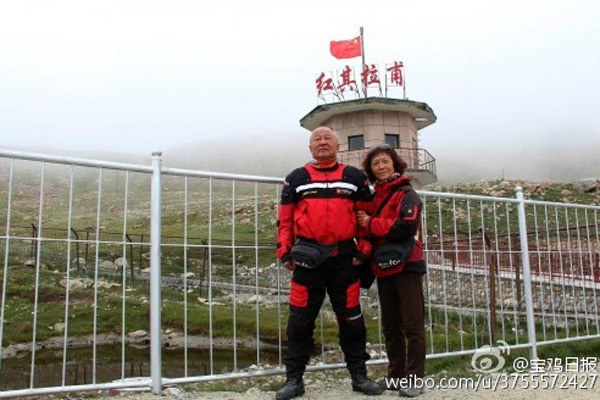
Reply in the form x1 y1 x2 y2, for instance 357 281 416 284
348 135 364 150
385 134 400 148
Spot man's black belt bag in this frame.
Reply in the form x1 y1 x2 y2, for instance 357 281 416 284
373 237 415 271
290 239 337 269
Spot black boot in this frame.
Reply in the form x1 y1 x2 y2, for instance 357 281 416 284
351 373 385 395
275 375 305 400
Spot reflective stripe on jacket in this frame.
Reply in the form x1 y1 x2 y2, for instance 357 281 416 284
277 162 372 261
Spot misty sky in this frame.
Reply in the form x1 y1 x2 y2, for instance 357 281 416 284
1 1 599 180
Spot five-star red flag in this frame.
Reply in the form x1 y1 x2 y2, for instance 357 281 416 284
330 36 362 59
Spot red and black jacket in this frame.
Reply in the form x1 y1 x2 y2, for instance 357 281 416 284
359 174 426 277
277 162 372 262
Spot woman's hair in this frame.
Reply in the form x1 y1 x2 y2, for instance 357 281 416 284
362 144 407 183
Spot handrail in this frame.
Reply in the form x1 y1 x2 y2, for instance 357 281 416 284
338 147 436 174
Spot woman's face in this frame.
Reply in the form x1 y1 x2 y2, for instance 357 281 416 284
370 152 395 182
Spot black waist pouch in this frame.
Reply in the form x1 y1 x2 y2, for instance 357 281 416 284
290 239 338 269
373 237 415 271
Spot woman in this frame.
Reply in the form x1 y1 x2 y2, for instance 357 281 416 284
356 144 426 397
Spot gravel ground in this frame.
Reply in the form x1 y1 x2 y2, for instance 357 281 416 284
106 371 599 400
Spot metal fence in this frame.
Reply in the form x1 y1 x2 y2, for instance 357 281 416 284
339 147 436 175
0 149 598 398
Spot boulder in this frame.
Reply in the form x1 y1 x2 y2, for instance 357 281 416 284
59 278 85 290
96 279 120 289
114 257 130 269
127 330 148 339
248 295 262 303
99 260 117 270
576 179 599 193
71 257 87 269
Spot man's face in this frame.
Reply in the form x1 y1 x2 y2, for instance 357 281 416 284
309 128 339 161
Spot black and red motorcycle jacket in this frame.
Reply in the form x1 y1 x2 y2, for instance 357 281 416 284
277 162 372 262
357 174 426 277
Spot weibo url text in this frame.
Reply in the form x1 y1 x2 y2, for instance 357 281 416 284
385 373 598 391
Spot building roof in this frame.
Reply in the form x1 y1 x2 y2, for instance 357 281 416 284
299 97 437 131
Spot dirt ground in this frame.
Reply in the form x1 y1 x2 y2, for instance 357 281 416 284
106 371 599 400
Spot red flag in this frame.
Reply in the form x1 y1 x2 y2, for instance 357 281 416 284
329 36 362 59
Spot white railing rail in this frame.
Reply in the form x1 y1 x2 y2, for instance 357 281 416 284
0 149 598 398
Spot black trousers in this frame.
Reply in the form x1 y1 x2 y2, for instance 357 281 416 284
377 272 425 379
285 253 370 377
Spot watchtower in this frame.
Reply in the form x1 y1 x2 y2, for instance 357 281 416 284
300 97 437 187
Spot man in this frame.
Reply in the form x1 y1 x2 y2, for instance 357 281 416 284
275 126 383 400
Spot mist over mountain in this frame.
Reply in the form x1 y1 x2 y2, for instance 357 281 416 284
163 133 309 178
163 129 600 184
3 128 598 184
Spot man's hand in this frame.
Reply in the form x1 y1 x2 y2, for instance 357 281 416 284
356 211 369 228
283 260 295 271
351 257 363 266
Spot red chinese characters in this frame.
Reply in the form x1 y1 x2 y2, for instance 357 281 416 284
315 60 404 101
361 64 380 87
386 61 404 86
315 72 334 96
337 65 357 94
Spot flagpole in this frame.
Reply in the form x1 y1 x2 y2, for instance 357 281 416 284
360 26 366 98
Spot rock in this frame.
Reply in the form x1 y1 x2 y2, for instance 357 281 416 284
197 297 207 304
99 260 117 270
54 323 65 333
560 189 572 196
576 179 599 193
248 295 262 303
71 257 87 269
455 208 467 222
22 259 36 268
127 330 148 339
142 267 151 273
496 180 511 190
114 257 129 269
181 272 195 279
96 279 120 289
59 278 85 290
164 387 183 397
503 298 517 308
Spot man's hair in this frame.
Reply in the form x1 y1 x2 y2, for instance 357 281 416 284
362 145 408 183
310 126 339 143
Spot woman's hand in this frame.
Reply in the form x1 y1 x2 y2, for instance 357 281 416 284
283 260 295 271
356 211 370 228
351 257 363 266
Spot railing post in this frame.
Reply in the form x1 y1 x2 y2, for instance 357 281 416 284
515 186 538 360
150 151 163 394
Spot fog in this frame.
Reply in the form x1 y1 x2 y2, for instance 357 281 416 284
1 1 599 184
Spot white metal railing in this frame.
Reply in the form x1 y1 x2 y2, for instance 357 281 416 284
0 149 598 398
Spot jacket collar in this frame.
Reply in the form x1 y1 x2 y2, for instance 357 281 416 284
374 173 411 189
306 161 340 172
